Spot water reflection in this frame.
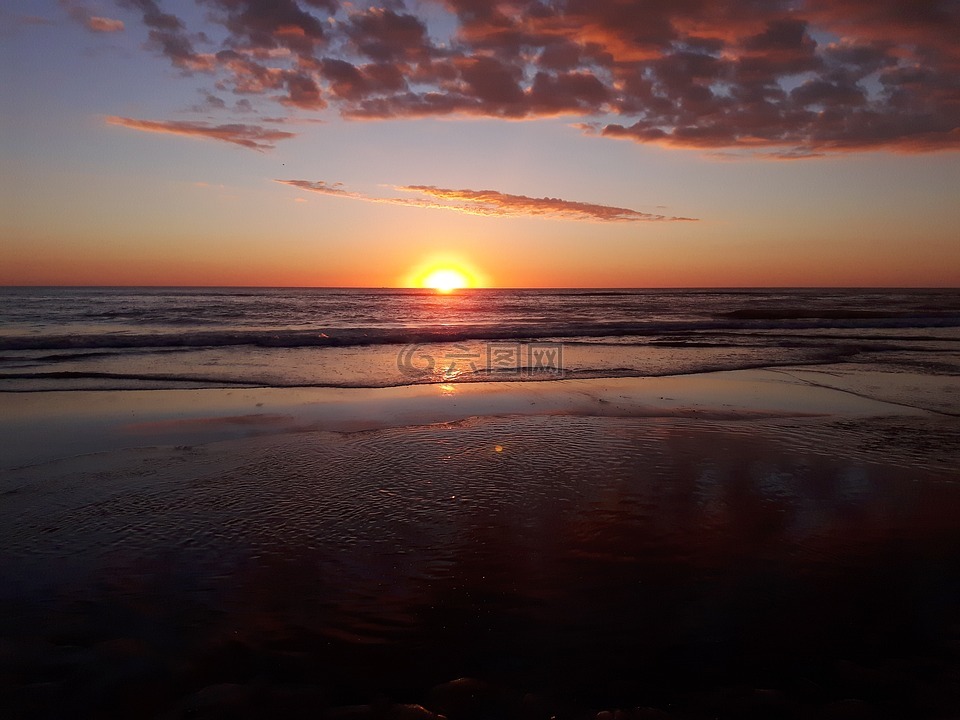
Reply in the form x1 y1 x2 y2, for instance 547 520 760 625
2 416 960 716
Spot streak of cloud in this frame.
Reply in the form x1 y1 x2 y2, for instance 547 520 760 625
276 180 697 222
106 116 295 150
86 16 125 32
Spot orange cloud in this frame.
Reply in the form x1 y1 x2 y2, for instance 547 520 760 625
399 186 696 222
59 2 123 33
106 116 295 150
86 16 124 33
276 180 696 222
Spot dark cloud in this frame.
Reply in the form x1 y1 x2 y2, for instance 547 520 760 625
119 0 215 70
190 90 228 112
277 180 697 222
807 0 960 53
280 70 325 108
106 116 295 150
320 58 406 101
459 56 525 111
201 0 327 56
791 78 866 108
344 7 432 63
529 71 610 114
104 0 960 155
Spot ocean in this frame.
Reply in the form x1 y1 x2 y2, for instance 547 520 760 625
2 287 959 391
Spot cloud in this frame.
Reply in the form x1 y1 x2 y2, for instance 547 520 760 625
100 0 960 155
118 0 215 71
400 186 696 221
201 0 329 56
106 116 295 150
277 179 356 196
59 2 124 32
190 90 228 112
276 180 696 222
344 7 432 63
87 16 124 32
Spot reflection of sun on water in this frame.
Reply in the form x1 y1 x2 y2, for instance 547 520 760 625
422 268 469 293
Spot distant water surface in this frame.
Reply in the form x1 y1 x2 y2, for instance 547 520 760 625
1 287 958 390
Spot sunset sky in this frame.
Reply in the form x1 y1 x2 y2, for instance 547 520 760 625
1 0 958 287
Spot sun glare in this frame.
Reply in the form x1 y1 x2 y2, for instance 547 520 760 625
405 256 486 292
422 268 470 293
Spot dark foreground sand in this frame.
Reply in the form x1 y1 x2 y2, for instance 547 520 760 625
2 370 960 719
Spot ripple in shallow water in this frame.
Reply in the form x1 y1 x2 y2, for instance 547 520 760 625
2 415 960 715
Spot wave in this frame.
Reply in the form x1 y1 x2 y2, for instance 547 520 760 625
0 356 844 392
2 316 959 352
0 371 260 386
715 308 960 321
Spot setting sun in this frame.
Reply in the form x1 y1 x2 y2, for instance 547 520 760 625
404 256 487 292
422 268 470 293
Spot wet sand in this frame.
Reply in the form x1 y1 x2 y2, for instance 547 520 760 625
2 368 950 470
2 370 960 718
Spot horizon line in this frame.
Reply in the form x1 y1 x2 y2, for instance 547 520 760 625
2 284 958 291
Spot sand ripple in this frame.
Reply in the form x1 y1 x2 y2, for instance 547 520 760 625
3 414 960 716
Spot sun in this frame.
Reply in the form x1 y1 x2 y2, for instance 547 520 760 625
405 256 486 292
422 268 470 293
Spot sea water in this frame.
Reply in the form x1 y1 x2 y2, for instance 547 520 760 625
2 287 958 391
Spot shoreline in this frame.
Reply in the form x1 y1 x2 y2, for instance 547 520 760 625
1 367 946 471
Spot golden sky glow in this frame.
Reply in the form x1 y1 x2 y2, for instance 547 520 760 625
1 2 959 287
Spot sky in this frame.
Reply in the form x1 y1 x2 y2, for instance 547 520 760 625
1 0 958 288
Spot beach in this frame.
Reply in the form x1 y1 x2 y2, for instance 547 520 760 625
5 0 959 711
3 364 960 718
2 287 959 718
5 0 960 710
